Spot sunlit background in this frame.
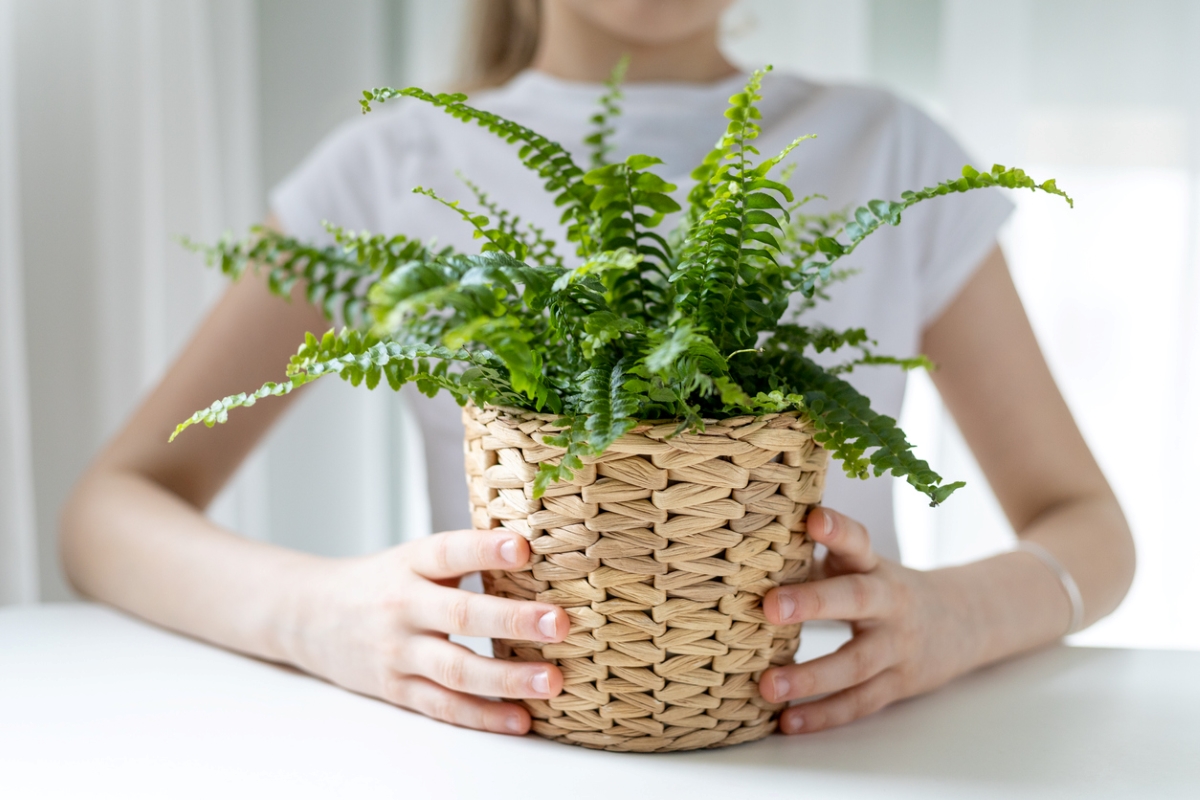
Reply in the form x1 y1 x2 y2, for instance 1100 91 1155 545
1 0 1196 650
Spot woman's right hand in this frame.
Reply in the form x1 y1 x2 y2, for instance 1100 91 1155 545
288 529 568 735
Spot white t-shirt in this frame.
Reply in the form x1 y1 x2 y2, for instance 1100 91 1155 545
271 70 1013 562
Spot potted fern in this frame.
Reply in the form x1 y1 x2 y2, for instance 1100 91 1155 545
174 67 1070 751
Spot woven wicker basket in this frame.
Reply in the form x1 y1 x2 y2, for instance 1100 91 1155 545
463 403 828 752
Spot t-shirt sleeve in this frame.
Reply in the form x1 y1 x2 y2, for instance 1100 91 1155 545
268 115 392 245
896 104 1015 328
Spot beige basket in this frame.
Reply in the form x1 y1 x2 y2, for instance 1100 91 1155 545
463 403 827 752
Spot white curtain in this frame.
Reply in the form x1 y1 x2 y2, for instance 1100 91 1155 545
3 1 1197 651
0 0 38 604
87 0 269 545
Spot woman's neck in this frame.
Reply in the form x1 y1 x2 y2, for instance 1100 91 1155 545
530 5 738 84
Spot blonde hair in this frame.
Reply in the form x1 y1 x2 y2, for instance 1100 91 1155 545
459 0 542 91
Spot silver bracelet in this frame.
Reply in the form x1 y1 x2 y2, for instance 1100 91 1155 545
1016 540 1085 635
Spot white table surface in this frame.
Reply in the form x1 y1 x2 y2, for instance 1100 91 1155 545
1 604 1197 800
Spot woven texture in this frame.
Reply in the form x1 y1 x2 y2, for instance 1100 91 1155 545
463 403 827 752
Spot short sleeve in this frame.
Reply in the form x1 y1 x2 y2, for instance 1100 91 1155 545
896 105 1015 327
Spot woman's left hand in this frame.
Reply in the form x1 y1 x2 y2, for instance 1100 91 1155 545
760 506 981 734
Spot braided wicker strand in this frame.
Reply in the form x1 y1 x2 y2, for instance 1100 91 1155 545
463 403 828 752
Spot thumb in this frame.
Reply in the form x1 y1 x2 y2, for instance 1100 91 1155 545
809 507 879 575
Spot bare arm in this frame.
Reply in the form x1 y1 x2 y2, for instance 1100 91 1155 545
922 244 1133 655
758 246 1134 733
60 220 568 734
61 222 329 657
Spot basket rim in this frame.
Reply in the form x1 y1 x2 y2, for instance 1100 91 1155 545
467 401 815 430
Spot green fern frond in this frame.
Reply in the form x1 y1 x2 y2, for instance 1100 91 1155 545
361 87 598 256
181 226 440 325
828 352 933 375
671 67 808 351
532 417 591 497
170 381 296 442
171 329 522 441
581 154 681 316
770 350 961 505
584 55 629 167
792 163 1073 297
457 175 565 268
413 186 529 260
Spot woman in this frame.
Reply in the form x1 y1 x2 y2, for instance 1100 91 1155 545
61 0 1133 738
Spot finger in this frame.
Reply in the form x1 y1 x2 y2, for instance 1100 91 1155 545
409 583 568 642
808 507 879 575
778 668 901 734
764 572 891 624
382 674 532 735
401 637 563 700
759 630 894 703
408 529 529 580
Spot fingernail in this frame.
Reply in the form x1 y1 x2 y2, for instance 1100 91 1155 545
505 713 525 733
530 670 550 695
813 508 831 539
499 538 520 565
772 673 791 701
776 594 796 623
782 710 804 734
537 611 558 640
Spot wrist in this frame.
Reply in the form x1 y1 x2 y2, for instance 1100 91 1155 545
267 552 340 669
938 551 1073 671
926 565 991 675
1015 540 1084 635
